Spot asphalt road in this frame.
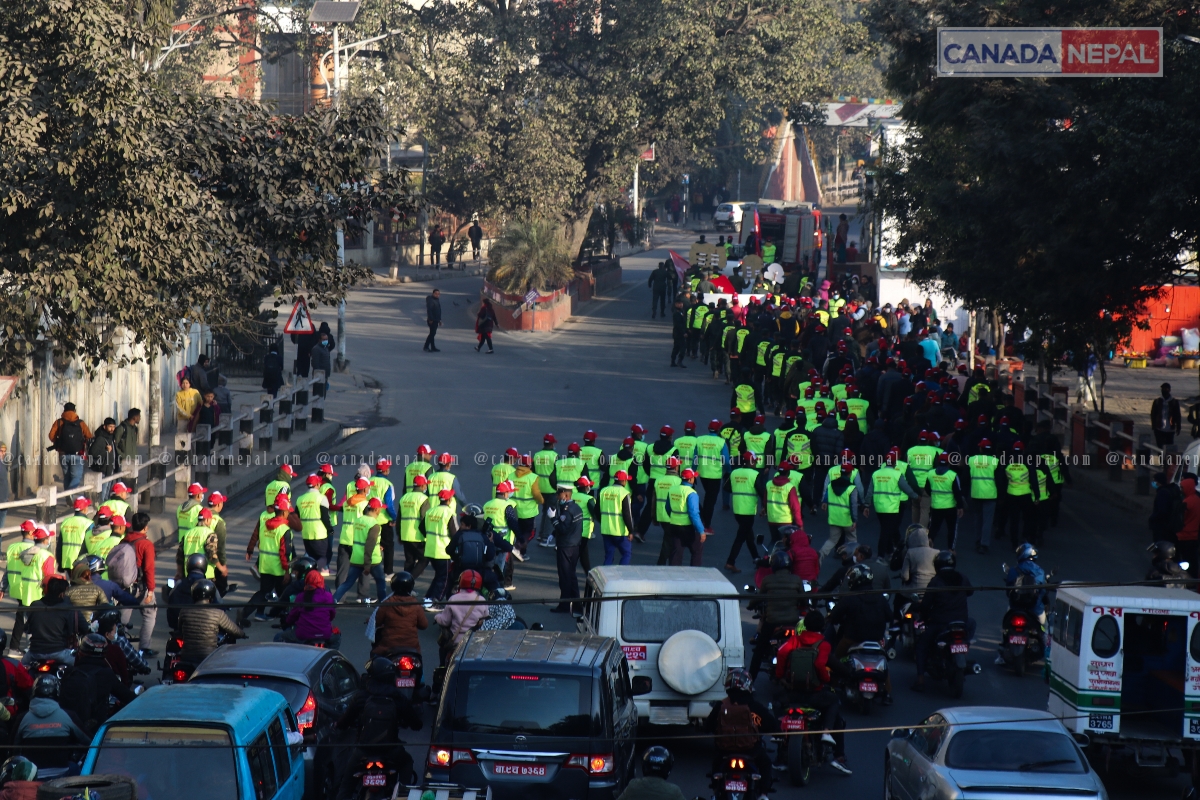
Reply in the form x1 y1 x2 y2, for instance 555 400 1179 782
191 228 1187 799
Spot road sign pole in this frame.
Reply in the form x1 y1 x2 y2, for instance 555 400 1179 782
336 227 347 370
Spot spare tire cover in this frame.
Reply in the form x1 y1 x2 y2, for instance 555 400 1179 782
657 629 723 695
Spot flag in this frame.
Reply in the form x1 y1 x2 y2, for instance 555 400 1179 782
668 250 691 283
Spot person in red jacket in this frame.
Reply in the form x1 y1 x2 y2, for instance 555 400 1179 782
1176 475 1200 577
121 513 158 656
786 528 820 583
774 610 852 775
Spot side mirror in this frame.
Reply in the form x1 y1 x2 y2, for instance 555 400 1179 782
631 676 653 696
576 618 588 634
530 622 545 631
1072 732 1090 747
891 728 910 739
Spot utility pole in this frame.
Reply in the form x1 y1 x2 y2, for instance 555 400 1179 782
632 164 639 218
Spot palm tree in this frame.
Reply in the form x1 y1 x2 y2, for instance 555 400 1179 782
486 220 576 293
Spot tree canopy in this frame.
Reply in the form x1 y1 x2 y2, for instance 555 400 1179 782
867 0 1200 359
0 0 411 375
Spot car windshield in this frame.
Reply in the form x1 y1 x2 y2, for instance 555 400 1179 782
449 672 594 737
93 726 239 800
718 204 734 212
621 598 720 643
945 729 1087 773
188 674 309 711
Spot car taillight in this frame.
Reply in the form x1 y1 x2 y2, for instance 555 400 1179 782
297 692 317 733
452 750 474 764
398 656 415 671
1011 614 1027 629
429 748 451 767
568 754 613 774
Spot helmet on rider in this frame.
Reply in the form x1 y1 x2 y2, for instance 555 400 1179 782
1015 542 1038 562
290 556 317 579
0 756 36 784
33 675 60 700
84 554 106 576
461 503 484 524
185 553 208 575
459 570 483 592
769 550 793 572
724 667 753 694
642 746 674 779
191 579 217 603
81 633 108 657
933 550 957 571
390 571 415 596
367 657 396 681
1150 540 1177 562
845 563 874 591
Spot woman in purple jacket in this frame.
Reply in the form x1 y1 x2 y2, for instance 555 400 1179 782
276 571 340 649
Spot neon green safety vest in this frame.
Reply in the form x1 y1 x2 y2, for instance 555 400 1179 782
104 498 130 520
556 456 585 486
845 398 869 433
735 385 756 414
907 445 942 488
695 435 726 480
84 533 121 580
786 432 812 469
579 495 596 539
513 472 540 519
1005 463 1031 496
609 454 634 481
832 384 848 401
491 462 515 496
742 431 770 459
762 243 776 263
579 446 604 473
720 427 742 459
405 460 432 493
771 351 785 378
765 480 793 524
674 437 697 468
265 479 291 508
667 484 697 527
296 489 328 541
7 542 47 606
423 505 453 559
1045 455 1065 485
367 476 395 524
398 491 428 544
968 455 999 500
928 470 957 510
599 485 631 537
827 482 854 527
1035 468 1050 502
654 475 682 523
871 467 903 514
772 424 796 458
176 500 201 542
340 498 365 546
350 514 382 566
59 514 92 568
533 450 558 494
258 518 286 576
182 525 216 578
427 471 457 515
632 441 649 485
483 497 516 543
691 306 710 330
646 447 678 482
729 468 759 515
756 342 770 368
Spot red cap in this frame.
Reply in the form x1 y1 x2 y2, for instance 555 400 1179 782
208 491 228 504
666 456 681 468
274 495 292 512
355 477 372 490
187 482 206 496
505 447 520 458
306 474 323 487
439 452 454 467
936 453 950 465
567 442 581 455
543 433 557 445
413 474 429 487
576 476 594 489
885 451 897 466
417 444 434 456
979 438 993 449
1012 441 1025 452
319 464 337 476
742 451 758 465
614 470 631 482
630 423 646 436
73 497 91 511
496 480 514 494
777 460 792 472
438 489 454 501
753 414 765 425
111 515 127 527
20 520 36 534
684 420 696 433
367 498 384 510
32 529 49 541
519 454 533 467
583 430 597 443
279 464 297 477
660 425 674 437
784 409 796 419
708 419 722 432
954 419 967 431
376 459 392 471
622 436 634 446
110 481 131 493
198 508 213 520
680 468 697 480
97 505 113 518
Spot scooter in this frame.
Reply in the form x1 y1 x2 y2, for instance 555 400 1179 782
160 630 238 684
999 607 1045 678
837 641 889 714
923 621 980 698
25 656 69 679
352 757 401 800
885 592 919 660
775 705 835 786
710 753 762 800
384 648 430 704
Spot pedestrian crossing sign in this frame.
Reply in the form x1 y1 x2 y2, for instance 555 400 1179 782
283 296 315 335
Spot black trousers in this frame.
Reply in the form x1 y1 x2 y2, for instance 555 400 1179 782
726 514 759 566
424 322 439 350
927 508 959 550
578 536 592 575
658 524 678 566
379 523 396 574
996 495 1032 546
402 541 428 579
476 333 493 352
555 545 581 612
670 527 704 566
875 511 902 557
699 476 721 527
652 290 667 317
240 574 286 622
11 603 28 649
687 329 700 357
671 336 686 365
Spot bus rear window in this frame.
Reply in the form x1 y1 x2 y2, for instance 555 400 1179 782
94 726 238 800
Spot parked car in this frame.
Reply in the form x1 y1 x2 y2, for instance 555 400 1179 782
188 642 363 798
577 566 744 725
82 684 305 800
426 629 648 800
713 203 751 231
885 706 1109 800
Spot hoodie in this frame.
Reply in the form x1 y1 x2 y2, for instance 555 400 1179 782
435 589 489 644
901 528 939 590
16 697 87 742
774 630 831 683
787 530 820 582
1177 477 1200 542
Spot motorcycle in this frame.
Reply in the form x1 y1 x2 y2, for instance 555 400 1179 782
26 656 69 679
775 705 834 786
923 621 980 698
837 641 889 714
710 753 762 800
385 648 430 704
998 564 1054 678
351 757 401 800
885 593 919 660
160 630 238 684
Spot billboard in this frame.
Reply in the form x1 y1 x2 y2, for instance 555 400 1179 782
937 27 1162 77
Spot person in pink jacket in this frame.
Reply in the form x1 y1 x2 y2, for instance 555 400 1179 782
435 570 490 663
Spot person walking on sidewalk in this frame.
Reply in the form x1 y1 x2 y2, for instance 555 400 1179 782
475 299 497 353
48 403 91 490
424 289 442 352
1151 382 1182 448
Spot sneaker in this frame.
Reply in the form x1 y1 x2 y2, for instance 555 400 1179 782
830 757 853 776
253 613 270 622
541 536 556 547
512 550 526 562
427 604 445 613
320 568 330 577
504 584 517 591
821 733 836 745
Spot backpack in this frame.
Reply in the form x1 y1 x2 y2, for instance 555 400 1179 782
60 666 105 733
358 692 398 746
457 530 488 569
106 541 140 590
54 418 85 454
714 698 759 751
787 640 824 692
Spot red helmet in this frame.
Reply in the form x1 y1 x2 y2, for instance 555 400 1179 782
583 430 597 443
631 423 646 436
543 433 557 445
680 469 697 480
416 444 434 456
684 420 697 433
459 570 483 592
708 419 722 432
439 452 454 466
505 447 520 458
660 425 674 437
567 442 581 455
306 474 323 487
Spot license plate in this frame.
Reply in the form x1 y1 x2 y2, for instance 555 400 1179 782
781 717 805 731
396 677 415 688
622 645 647 661
950 643 969 654
725 780 748 792
362 773 387 787
494 763 547 777
859 681 878 693
1008 635 1027 646
1088 714 1114 730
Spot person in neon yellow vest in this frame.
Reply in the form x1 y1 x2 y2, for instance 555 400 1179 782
241 494 298 624
333 497 388 603
666 469 707 566
863 449 917 558
924 453 965 550
599 470 636 566
820 459 862 560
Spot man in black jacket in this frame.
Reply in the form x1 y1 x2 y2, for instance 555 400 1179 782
59 633 137 732
670 298 688 368
336 657 422 800
549 484 584 613
24 578 87 668
1151 382 1182 447
447 506 499 592
913 552 975 692
424 289 442 352
648 262 671 319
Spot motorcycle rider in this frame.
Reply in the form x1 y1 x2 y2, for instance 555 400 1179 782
446 505 497 592
96 610 150 684
1000 543 1048 665
334 657 423 800
167 553 220 631
24 578 86 669
774 610 852 775
370 572 428 658
176 579 246 666
0 755 40 800
13 675 88 749
912 551 975 692
58 633 137 733
276 571 340 648
433 570 489 665
1146 541 1190 589
749 551 807 679
704 668 780 792
615 746 686 800
900 525 939 593
827 563 893 704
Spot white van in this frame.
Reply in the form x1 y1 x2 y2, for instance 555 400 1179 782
577 566 744 725
1048 585 1200 767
